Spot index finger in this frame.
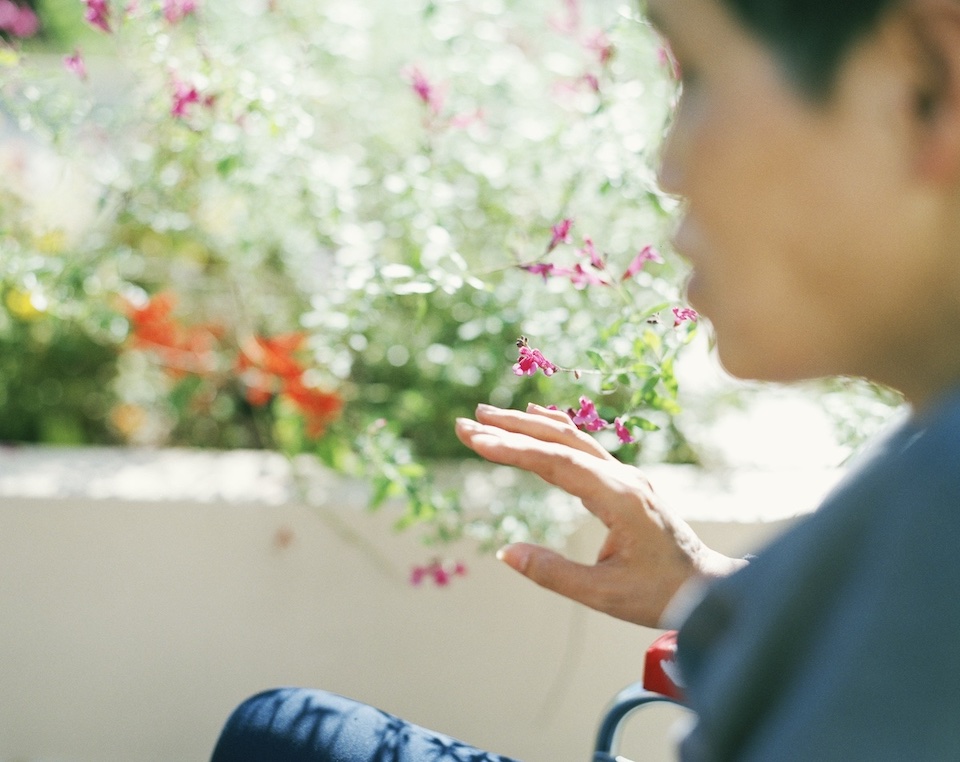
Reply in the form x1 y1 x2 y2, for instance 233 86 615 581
475 403 616 462
455 417 651 527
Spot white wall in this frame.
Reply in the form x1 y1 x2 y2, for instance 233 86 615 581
0 447 837 762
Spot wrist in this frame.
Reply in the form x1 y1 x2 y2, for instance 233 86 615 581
697 547 749 580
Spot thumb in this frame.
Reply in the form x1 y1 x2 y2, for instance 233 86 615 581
496 542 595 605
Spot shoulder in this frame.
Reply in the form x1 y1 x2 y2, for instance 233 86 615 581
677 390 960 759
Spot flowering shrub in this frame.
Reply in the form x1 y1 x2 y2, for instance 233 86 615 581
1 0 894 574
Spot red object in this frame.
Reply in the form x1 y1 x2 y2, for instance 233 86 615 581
126 293 219 377
643 630 685 701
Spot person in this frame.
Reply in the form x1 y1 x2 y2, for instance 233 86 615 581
210 0 960 758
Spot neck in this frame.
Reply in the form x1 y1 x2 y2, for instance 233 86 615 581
873 343 960 416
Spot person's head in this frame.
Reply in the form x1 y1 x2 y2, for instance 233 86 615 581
649 0 960 408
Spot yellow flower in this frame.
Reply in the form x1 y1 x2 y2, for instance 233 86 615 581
5 289 44 320
34 230 67 255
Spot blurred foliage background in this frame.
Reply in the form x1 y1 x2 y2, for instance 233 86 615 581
0 0 901 547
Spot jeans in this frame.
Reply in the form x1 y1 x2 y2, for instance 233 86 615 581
211 688 523 762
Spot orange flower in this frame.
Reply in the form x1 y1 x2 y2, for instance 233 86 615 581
126 292 219 376
282 377 343 437
127 292 178 349
238 333 306 379
237 332 309 406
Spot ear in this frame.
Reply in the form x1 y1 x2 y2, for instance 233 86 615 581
905 0 960 184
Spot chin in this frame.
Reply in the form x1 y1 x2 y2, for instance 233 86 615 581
714 339 826 385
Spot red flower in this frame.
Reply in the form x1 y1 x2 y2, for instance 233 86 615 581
236 332 341 436
237 333 305 406
282 377 343 437
243 379 274 407
125 292 218 376
238 333 306 380
127 292 178 349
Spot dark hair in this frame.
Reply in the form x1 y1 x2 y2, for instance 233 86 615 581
718 0 899 98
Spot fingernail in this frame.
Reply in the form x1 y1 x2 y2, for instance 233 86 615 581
476 403 497 414
496 544 529 573
456 417 481 431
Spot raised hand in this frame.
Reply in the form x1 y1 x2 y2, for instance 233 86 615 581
455 403 744 628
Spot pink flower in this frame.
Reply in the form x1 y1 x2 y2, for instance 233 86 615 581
513 346 558 377
171 79 200 118
403 65 444 115
410 560 467 587
12 5 38 36
170 76 214 119
584 29 614 66
578 238 604 269
162 0 197 23
63 49 87 81
547 218 574 252
570 396 608 432
83 0 111 33
449 108 484 130
622 245 664 281
0 1 17 30
0 1 38 36
614 417 636 444
568 263 607 290
582 72 600 93
521 263 571 282
549 0 580 35
410 566 427 586
672 306 699 327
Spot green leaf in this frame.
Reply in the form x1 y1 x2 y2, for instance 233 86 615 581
585 348 607 371
398 461 427 480
631 416 660 432
216 155 242 177
642 329 663 354
369 477 394 510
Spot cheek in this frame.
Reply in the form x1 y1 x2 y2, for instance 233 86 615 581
681 170 848 381
705 285 843 383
